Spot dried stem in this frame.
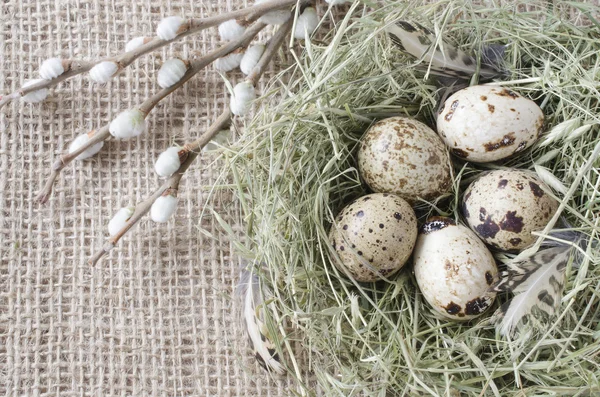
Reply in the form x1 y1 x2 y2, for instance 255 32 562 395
36 21 267 204
0 0 300 110
89 20 293 266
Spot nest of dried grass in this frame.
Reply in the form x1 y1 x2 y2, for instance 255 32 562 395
222 1 600 395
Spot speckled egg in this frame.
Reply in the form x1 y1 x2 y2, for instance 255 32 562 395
413 217 498 320
358 117 452 202
329 193 417 282
462 169 559 251
437 85 544 162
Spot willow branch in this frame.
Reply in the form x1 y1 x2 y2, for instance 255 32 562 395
36 21 267 204
88 109 232 266
0 0 300 110
36 126 111 203
89 20 293 266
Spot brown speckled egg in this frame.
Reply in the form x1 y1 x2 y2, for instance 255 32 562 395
437 85 544 162
329 193 417 282
462 169 559 251
358 117 452 202
413 217 497 320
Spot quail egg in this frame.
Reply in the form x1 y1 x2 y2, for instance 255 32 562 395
462 169 559 251
358 117 452 202
329 193 417 282
413 217 498 320
437 85 544 162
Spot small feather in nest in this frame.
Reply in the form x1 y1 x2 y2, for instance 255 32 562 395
385 20 503 80
236 266 285 374
491 245 574 336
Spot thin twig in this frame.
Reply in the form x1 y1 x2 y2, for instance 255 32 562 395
36 21 267 204
89 20 293 266
0 0 299 110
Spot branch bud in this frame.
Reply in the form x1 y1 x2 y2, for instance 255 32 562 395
157 58 189 88
157 16 188 41
125 37 153 52
151 189 178 223
230 81 256 116
155 146 188 177
109 109 147 139
40 58 68 80
214 49 245 72
68 130 104 160
22 79 49 103
108 207 135 236
89 61 119 84
240 44 265 75
218 19 247 42
294 7 319 40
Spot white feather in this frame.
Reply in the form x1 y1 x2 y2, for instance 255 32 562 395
385 21 500 79
492 246 571 336
237 267 285 374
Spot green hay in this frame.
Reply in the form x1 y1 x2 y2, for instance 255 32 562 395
223 1 600 395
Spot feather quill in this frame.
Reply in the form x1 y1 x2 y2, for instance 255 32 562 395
236 266 285 374
491 246 572 336
385 20 503 80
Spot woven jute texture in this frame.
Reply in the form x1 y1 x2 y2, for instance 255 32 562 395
0 1 319 395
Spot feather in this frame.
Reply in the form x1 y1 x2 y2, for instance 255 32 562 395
236 266 285 374
385 20 503 80
491 246 572 336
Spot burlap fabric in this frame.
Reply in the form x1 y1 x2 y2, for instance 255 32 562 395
0 1 315 395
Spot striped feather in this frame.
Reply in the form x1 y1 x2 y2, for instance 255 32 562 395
237 267 285 374
491 246 572 336
385 20 502 80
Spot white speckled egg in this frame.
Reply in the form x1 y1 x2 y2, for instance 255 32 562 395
413 217 497 320
358 117 452 202
437 85 544 162
462 169 559 251
329 193 417 282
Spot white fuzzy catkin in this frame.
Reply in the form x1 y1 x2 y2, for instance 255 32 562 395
240 44 265 75
68 131 104 160
230 81 256 116
157 16 186 41
155 146 183 177
89 61 119 84
202 130 232 152
157 59 188 88
39 58 65 80
294 7 319 40
125 37 151 52
256 0 291 25
214 52 244 72
218 19 246 41
151 194 178 223
108 207 135 236
22 79 49 103
109 109 147 139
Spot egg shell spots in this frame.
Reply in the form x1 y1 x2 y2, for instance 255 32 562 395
437 85 544 162
462 169 559 251
413 217 498 320
358 117 452 202
329 193 417 282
